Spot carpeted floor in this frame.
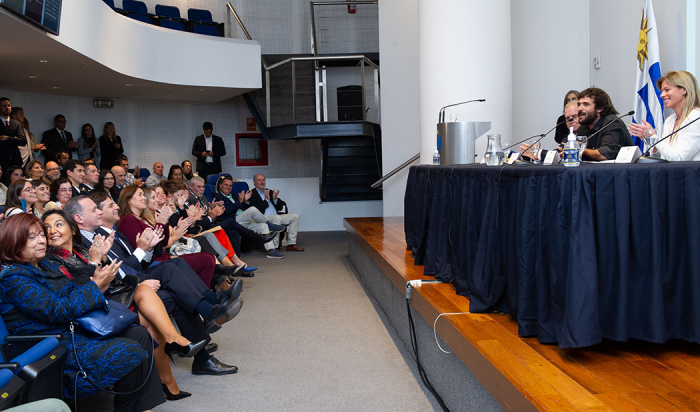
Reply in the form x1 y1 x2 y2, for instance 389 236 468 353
81 231 435 411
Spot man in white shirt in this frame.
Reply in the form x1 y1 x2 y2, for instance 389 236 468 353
192 122 226 180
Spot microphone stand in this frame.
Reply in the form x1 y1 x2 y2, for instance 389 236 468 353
507 119 569 166
438 99 486 123
635 115 700 163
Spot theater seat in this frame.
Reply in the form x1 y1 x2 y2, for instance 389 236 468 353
139 169 150 180
160 20 185 31
155 4 187 23
231 182 249 197
123 0 156 18
206 173 232 187
193 24 221 37
102 0 126 14
128 14 153 24
187 8 216 24
0 369 24 410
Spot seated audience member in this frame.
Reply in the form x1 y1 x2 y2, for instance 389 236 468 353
192 122 226 180
77 123 101 164
161 179 248 277
82 157 96 167
81 163 100 195
116 155 143 186
629 70 700 161
96 169 118 201
6 165 24 184
89 191 243 363
10 106 43 167
0 165 6 205
99 122 124 170
4 179 37 217
181 160 196 183
25 160 44 181
167 164 184 180
0 98 27 184
110 165 127 200
208 177 283 260
61 160 85 197
117 186 222 299
145 162 164 188
43 208 208 397
45 177 73 211
55 151 70 168
31 179 50 217
576 87 633 161
554 90 580 144
44 160 61 183
0 214 165 411
521 101 581 161
41 114 77 162
249 173 304 256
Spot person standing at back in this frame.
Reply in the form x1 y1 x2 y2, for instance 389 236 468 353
192 122 226 180
99 122 124 170
41 114 77 162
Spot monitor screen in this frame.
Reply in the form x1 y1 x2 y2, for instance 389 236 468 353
1 0 62 35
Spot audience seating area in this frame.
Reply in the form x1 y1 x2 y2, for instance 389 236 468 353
102 0 225 37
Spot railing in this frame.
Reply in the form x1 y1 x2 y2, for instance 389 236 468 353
226 2 269 69
371 154 420 188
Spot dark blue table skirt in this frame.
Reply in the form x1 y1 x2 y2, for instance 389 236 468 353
404 162 700 348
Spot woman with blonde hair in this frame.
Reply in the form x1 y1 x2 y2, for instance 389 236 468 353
630 70 700 161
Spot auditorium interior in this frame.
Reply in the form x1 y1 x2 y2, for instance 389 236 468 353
1 0 700 411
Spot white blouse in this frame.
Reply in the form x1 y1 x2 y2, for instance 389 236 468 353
655 108 700 161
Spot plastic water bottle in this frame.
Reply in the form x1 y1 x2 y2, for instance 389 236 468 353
563 127 580 167
432 147 441 165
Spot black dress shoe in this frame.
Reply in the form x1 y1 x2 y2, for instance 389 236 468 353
216 279 242 305
191 355 238 375
164 339 206 363
163 384 192 401
205 343 218 354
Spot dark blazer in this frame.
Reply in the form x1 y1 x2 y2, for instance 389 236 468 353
211 192 248 220
99 135 124 170
41 128 75 162
0 118 27 179
192 134 226 175
248 188 286 215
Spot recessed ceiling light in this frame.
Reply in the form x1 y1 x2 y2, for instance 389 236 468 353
29 76 37 79
125 84 132 86
39 60 48 63
53 86 60 89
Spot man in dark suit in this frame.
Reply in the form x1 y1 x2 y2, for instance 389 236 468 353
0 97 27 184
62 160 85 197
71 193 242 375
192 121 226 180
41 114 78 162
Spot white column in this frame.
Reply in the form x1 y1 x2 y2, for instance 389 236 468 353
418 0 513 163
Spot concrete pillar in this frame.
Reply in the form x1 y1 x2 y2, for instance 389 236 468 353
418 0 513 163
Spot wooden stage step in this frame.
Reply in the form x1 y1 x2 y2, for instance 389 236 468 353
345 217 700 412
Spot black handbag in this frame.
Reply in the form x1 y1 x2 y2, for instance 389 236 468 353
73 300 138 338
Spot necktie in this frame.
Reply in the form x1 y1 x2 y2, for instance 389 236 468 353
60 131 67 146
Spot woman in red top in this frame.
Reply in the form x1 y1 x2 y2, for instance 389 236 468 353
116 185 217 289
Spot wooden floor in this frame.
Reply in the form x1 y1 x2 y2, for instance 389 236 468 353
345 217 700 412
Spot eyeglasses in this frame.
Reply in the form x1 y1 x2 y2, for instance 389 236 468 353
21 187 36 193
46 167 60 172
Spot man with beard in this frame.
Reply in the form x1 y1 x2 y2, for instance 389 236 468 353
576 87 633 161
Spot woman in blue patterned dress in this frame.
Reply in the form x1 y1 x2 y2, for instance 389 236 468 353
0 213 164 412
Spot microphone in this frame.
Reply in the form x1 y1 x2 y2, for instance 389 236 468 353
578 110 635 147
438 99 486 123
643 115 700 154
503 118 569 150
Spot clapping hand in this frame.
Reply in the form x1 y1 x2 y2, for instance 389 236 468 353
271 189 279 201
135 227 164 251
89 233 115 262
91 260 122 293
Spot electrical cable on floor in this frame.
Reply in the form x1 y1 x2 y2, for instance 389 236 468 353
433 313 470 354
406 282 451 412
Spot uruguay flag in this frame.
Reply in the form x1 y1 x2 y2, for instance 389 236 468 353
633 0 664 150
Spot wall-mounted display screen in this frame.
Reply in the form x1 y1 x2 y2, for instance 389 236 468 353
0 0 62 35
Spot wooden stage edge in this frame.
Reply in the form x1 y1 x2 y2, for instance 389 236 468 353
344 217 700 412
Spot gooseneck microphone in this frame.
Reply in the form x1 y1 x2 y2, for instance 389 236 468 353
577 110 635 147
504 118 569 151
438 99 486 123
643 115 700 154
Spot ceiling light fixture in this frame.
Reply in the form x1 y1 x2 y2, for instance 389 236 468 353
53 86 60 89
39 60 48 63
125 83 132 86
29 76 37 79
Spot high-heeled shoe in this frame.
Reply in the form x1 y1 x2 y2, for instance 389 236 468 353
164 339 206 364
162 384 192 401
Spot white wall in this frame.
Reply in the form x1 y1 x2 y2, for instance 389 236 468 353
377 0 421 217
511 1 589 151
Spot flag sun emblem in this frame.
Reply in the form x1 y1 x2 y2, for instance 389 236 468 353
637 10 652 71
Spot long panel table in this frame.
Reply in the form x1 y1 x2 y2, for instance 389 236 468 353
405 162 700 348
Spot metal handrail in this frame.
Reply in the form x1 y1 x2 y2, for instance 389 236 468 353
226 2 268 69
265 55 378 71
371 154 420 188
310 1 378 69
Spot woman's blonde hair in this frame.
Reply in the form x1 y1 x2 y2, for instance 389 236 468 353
657 70 700 139
140 186 157 226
